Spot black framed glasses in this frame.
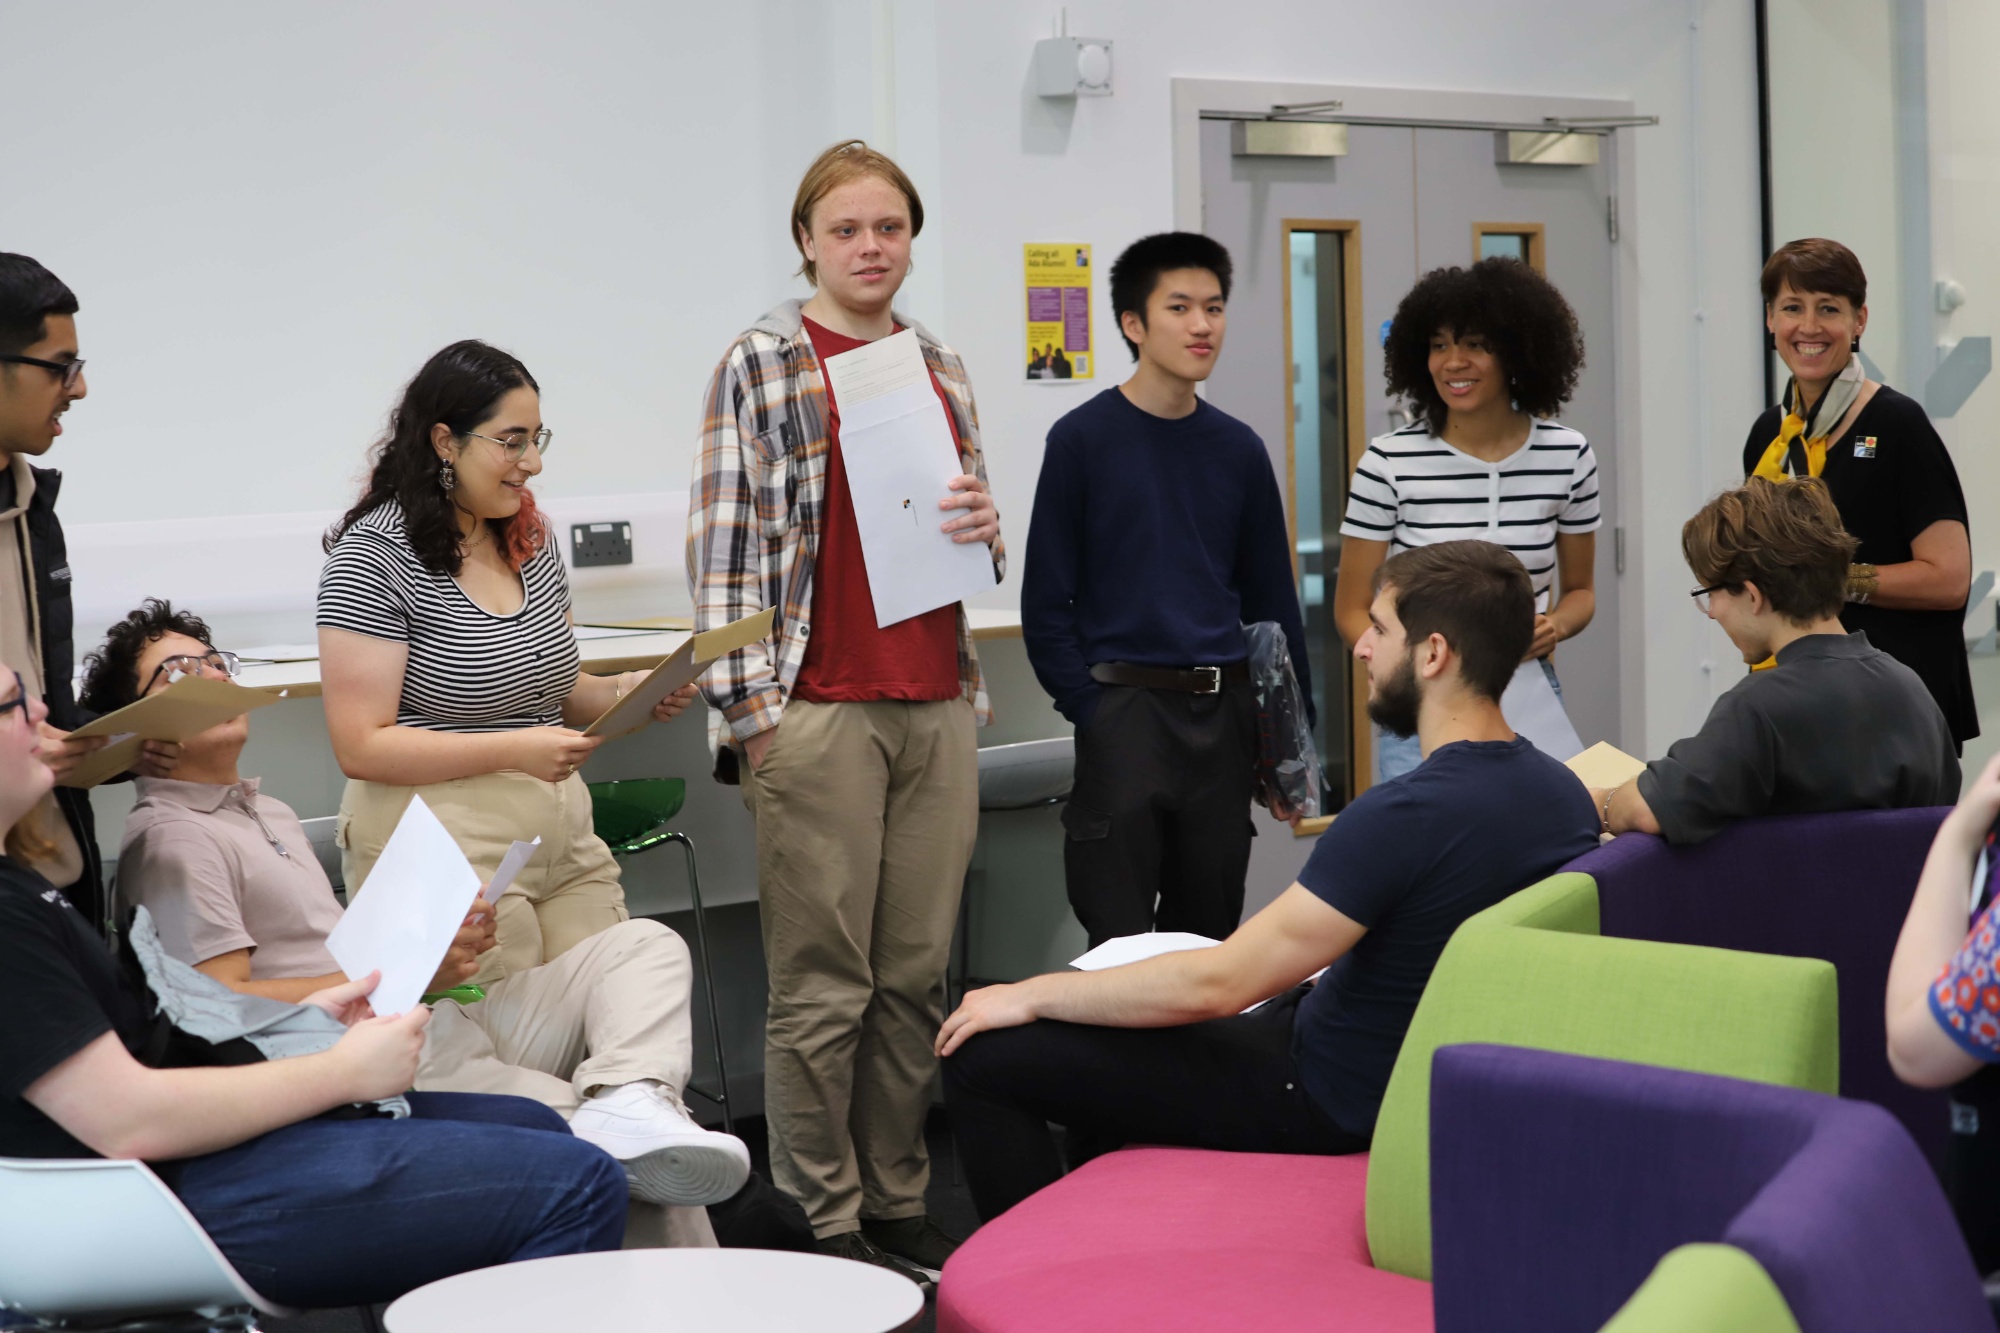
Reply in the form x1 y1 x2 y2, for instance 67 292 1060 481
0 354 85 391
0 670 27 726
1690 584 1732 615
143 649 241 696
463 426 552 461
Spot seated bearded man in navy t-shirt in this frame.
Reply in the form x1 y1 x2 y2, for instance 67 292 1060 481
938 540 1601 1220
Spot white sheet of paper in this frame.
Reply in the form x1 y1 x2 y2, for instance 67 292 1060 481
822 328 932 428
1071 931 1221 971
481 837 541 905
1501 662 1585 762
324 795 482 1016
821 333 996 627
837 386 996 626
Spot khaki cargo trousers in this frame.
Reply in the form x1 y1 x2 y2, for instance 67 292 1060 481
744 698 978 1239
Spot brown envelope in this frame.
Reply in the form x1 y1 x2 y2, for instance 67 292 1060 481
1565 740 1647 791
581 607 776 740
61 676 286 789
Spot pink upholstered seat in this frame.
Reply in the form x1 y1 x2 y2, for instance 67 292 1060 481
938 1147 1433 1333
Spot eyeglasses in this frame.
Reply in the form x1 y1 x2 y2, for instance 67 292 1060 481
1689 584 1733 615
0 670 27 726
463 427 552 461
0 354 85 391
143 649 241 696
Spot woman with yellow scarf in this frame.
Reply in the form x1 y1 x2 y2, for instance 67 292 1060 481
1742 238 1975 749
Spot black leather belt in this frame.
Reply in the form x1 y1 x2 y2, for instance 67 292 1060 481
1090 661 1250 695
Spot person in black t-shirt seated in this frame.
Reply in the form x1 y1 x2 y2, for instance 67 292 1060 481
1743 238 1975 749
938 541 1601 1221
0 658 627 1308
1594 478 1959 846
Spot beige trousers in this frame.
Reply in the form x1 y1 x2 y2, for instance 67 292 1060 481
338 770 628 988
419 917 714 1248
744 698 978 1238
342 772 710 1247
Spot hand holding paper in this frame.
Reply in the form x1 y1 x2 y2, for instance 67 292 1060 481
324 796 487 1016
820 330 997 627
584 608 774 739
940 474 1001 546
61 675 285 789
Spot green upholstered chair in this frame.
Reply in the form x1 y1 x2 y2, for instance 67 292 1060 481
1597 1245 1802 1333
1363 871 1839 1280
588 778 732 1134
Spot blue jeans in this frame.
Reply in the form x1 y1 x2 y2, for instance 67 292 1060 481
1373 661 1564 784
174 1092 626 1308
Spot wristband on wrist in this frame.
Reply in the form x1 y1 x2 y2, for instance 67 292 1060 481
1846 562 1879 605
1599 788 1616 835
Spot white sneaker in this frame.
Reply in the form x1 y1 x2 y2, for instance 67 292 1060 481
569 1082 750 1207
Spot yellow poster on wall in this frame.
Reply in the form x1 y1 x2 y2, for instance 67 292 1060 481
1024 243 1093 382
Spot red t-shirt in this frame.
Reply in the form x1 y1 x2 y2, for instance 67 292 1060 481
792 317 964 704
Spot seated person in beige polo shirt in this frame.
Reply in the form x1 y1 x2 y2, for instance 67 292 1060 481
84 599 750 1231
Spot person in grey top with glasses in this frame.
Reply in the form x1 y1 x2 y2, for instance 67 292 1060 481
1591 477 1957 846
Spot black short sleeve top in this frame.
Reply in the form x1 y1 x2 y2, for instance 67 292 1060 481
1742 385 1977 742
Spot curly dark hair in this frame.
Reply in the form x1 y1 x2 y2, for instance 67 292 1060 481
325 340 544 577
1383 258 1585 434
79 598 215 716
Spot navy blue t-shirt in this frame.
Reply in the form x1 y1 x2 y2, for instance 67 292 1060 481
1022 387 1312 727
1293 737 1600 1135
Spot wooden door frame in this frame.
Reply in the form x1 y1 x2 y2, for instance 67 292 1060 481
1279 219 1368 832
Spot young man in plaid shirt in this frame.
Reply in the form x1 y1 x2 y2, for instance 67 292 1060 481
686 140 1003 1287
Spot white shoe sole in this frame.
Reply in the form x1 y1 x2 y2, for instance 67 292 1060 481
621 1140 750 1207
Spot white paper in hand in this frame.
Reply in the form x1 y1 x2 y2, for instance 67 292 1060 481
1500 662 1585 762
820 331 996 627
324 795 481 1015
481 837 541 905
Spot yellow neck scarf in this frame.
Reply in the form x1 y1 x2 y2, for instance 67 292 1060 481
1751 357 1865 482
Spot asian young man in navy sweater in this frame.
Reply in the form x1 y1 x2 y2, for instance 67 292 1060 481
1023 232 1312 947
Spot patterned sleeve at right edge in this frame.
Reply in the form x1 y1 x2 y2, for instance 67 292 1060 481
1929 900 2000 1060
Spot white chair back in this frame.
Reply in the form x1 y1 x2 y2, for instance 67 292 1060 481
975 737 1075 811
0 1156 290 1321
298 814 344 894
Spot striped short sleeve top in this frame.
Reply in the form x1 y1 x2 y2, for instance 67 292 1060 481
316 503 580 733
1337 420 1602 611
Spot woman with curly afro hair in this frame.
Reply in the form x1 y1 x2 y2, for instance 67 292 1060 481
1333 257 1598 782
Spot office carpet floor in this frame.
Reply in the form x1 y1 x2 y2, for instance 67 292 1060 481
267 1106 978 1333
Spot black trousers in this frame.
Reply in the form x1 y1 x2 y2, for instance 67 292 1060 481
1063 681 1260 947
940 988 1367 1221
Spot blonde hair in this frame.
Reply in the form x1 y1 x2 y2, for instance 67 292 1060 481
790 140 925 286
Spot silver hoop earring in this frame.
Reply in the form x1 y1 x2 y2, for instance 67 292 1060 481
439 460 456 492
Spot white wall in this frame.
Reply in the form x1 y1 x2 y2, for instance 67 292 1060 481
1928 0 2000 602
1 0 1765 756
0 1 844 525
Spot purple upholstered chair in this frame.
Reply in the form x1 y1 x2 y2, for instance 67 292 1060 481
1429 1044 1988 1333
1563 807 1951 1163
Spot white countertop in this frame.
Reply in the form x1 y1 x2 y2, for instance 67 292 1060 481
235 608 1022 699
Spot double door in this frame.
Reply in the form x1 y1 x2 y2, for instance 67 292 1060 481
1200 118 1622 806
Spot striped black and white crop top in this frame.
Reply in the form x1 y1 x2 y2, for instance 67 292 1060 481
316 503 580 733
1337 420 1601 613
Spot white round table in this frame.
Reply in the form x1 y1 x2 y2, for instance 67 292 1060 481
384 1249 925 1333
